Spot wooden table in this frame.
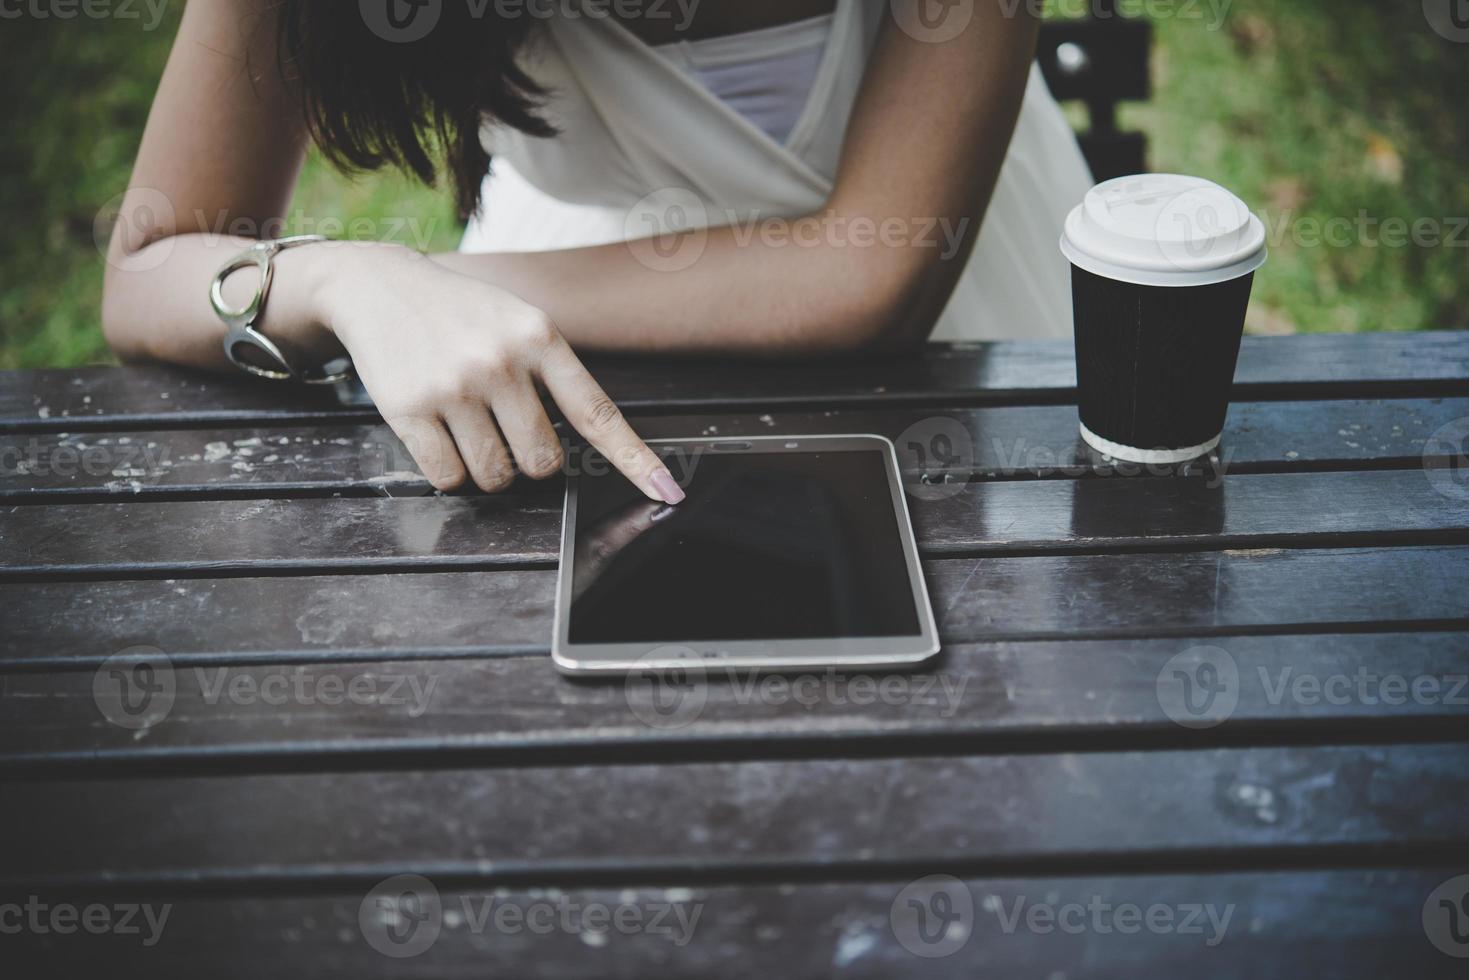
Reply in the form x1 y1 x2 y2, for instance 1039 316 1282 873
2 332 1468 977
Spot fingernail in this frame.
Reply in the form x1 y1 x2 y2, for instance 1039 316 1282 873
651 503 678 523
650 467 686 504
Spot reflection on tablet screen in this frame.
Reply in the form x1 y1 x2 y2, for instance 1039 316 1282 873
569 449 922 644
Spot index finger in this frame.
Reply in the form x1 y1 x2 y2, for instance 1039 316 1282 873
538 342 685 505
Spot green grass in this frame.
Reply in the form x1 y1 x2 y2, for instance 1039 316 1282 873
1112 0 1469 335
0 6 459 370
1 1 1465 368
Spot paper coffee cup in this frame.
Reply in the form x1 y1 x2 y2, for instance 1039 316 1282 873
1060 174 1267 464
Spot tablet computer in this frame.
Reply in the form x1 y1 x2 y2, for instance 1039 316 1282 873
553 435 939 675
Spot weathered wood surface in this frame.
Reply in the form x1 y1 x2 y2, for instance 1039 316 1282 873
3 633 1465 773
3 547 1466 669
3 338 1467 978
4 469 1467 579
3 331 1466 431
3 397 1464 501
8 871 1461 980
7 744 1468 886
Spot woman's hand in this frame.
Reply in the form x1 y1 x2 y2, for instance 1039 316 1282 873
317 243 685 502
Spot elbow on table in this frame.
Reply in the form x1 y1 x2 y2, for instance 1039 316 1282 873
100 283 150 364
100 217 191 363
806 254 945 356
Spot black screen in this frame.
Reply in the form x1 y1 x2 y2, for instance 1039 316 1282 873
568 448 923 644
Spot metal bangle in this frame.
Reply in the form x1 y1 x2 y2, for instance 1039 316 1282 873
209 234 353 385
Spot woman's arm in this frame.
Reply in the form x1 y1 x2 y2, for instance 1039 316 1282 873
102 0 680 502
101 0 319 368
435 1 1039 354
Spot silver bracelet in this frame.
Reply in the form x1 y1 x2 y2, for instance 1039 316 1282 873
209 234 354 384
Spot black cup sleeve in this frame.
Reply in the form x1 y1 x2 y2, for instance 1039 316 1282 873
1070 266 1253 453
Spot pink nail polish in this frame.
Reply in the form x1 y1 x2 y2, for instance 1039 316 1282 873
650 468 686 504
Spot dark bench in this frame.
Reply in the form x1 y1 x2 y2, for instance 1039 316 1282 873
1038 0 1153 180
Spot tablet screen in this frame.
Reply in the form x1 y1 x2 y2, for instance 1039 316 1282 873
568 447 923 644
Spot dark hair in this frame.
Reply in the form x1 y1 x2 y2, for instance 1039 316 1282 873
277 2 556 219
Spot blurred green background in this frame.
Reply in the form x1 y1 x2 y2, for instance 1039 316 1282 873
1 0 1465 368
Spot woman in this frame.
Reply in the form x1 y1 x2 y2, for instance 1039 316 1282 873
103 0 1090 501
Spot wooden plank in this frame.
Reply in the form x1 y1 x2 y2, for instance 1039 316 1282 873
0 570 550 669
4 333 1466 430
2 547 1465 669
917 470 1469 555
0 496 563 577
927 546 1469 643
6 870 1460 979
1230 331 1469 388
3 633 1465 773
4 744 1467 886
2 397 1463 500
4 469 1467 578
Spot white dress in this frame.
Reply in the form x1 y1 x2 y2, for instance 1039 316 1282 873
459 0 1093 341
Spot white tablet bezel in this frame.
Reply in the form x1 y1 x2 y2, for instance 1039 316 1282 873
552 434 940 675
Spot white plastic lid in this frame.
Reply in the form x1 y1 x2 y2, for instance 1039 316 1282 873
1060 174 1267 287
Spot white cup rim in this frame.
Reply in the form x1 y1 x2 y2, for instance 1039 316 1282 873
1061 235 1268 288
